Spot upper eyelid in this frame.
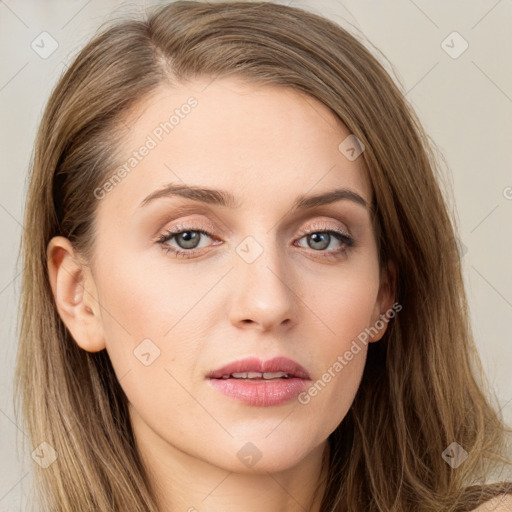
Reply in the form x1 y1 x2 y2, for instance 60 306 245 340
163 218 350 234
161 210 353 230
159 220 352 244
147 200 368 242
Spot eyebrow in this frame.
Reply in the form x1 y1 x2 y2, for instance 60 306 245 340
139 183 372 213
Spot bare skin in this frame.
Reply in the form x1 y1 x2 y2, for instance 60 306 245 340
473 495 512 511
47 77 396 512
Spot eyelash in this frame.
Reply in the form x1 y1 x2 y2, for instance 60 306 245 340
155 222 355 260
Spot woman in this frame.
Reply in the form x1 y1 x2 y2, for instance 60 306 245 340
14 1 512 511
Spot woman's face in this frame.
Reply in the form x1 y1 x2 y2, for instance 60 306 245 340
50 77 395 475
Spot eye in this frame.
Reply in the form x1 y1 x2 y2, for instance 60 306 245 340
155 222 355 259
295 224 354 257
294 230 353 254
155 225 218 259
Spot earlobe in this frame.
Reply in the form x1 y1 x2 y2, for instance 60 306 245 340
46 236 106 353
369 260 398 343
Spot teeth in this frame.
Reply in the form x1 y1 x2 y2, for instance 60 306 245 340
223 371 291 379
263 372 290 379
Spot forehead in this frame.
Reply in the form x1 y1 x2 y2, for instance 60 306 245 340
96 77 372 218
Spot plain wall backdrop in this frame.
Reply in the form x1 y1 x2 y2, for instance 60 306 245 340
1 0 511 509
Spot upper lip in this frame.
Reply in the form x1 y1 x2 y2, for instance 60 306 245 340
207 356 311 380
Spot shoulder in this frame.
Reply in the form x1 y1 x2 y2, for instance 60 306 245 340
471 494 512 511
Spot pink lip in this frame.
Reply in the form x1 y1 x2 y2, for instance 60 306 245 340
206 356 311 407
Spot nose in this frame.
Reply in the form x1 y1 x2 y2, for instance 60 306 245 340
227 238 299 332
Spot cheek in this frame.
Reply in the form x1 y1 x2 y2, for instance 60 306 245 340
298 259 380 429
307 254 380 353
92 247 211 387
92 252 210 435
94 243 209 342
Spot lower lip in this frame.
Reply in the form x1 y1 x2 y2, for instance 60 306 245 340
208 377 309 406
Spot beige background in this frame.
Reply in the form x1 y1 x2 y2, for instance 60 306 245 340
1 0 511 508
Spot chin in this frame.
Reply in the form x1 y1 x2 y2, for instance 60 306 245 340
206 433 323 475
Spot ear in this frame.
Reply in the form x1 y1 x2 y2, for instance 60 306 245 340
46 236 106 352
369 260 398 343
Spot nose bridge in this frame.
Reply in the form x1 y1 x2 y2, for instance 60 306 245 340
228 230 298 329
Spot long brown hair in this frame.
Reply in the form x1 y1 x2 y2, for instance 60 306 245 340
14 1 512 510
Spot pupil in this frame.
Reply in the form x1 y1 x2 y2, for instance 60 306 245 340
309 232 329 250
178 231 200 249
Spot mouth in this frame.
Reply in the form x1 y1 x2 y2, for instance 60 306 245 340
206 356 311 407
206 356 310 380
217 371 293 380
